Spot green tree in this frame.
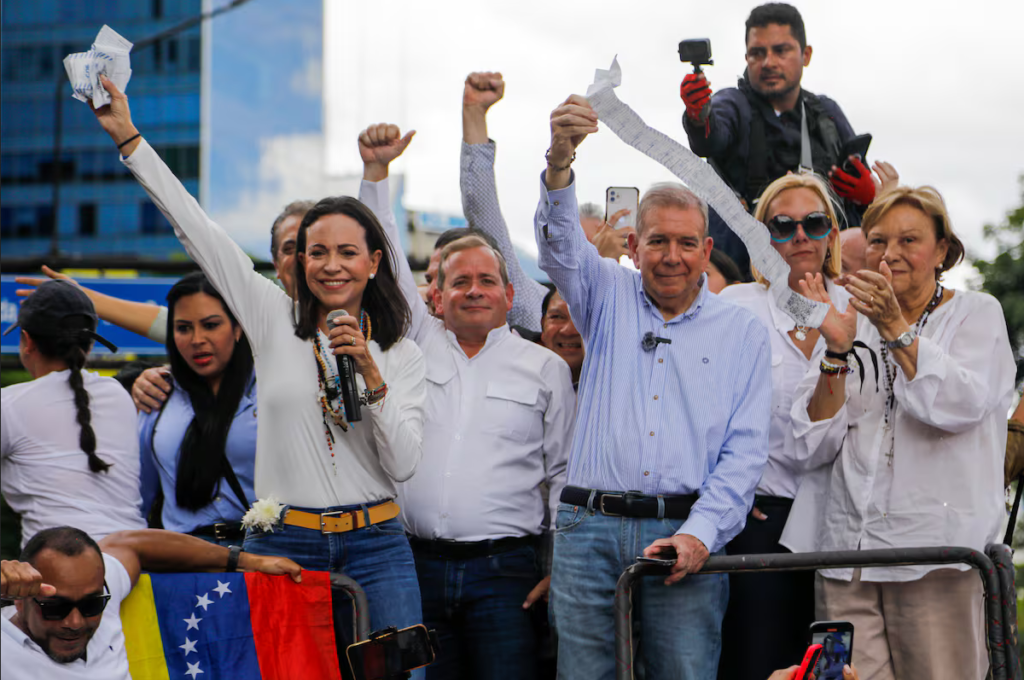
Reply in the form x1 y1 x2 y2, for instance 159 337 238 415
974 173 1024 384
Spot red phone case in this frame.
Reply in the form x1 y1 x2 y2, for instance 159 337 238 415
793 643 824 680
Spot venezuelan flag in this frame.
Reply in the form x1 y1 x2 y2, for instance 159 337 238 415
121 571 341 680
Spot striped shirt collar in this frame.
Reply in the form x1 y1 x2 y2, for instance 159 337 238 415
635 272 709 324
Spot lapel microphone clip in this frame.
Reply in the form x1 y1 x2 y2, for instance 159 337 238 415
642 331 672 352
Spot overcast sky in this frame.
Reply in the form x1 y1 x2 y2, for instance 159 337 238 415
312 0 1023 285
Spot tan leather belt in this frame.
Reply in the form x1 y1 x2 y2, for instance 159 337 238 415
283 501 400 534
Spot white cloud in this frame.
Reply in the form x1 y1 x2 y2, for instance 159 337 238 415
290 55 322 99
209 132 360 258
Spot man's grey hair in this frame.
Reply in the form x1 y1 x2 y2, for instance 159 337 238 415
637 183 709 238
436 234 510 290
579 202 604 220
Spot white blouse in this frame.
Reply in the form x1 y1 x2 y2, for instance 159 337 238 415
788 289 1014 581
123 140 426 508
719 280 851 499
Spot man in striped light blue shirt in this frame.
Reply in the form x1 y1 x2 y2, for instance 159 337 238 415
536 95 772 680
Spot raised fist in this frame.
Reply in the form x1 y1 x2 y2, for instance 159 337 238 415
464 72 505 111
358 123 415 169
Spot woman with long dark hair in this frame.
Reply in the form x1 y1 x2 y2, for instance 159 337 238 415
90 75 426 640
138 272 256 544
1 280 145 547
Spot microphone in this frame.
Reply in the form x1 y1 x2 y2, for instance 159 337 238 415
641 331 672 352
326 309 362 423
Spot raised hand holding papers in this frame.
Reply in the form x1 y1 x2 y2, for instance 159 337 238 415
62 25 133 108
585 57 828 328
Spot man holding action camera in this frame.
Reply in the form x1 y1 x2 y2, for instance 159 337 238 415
681 3 870 275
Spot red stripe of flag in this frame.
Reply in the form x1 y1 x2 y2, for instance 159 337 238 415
245 571 342 680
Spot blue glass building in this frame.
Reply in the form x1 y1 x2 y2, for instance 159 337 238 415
1 0 200 259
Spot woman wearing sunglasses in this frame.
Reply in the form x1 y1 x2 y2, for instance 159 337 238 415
716 173 849 679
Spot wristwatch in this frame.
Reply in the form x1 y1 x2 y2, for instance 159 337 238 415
227 545 243 572
886 329 917 350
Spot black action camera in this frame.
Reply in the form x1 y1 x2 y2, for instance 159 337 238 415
679 39 714 74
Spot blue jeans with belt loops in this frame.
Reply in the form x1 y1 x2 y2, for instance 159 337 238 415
243 504 424 679
550 500 728 680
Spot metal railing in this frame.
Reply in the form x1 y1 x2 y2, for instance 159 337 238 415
614 545 1019 680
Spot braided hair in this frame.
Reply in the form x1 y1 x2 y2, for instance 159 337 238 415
28 325 110 473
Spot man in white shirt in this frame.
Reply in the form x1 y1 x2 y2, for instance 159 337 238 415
358 125 576 680
0 526 300 679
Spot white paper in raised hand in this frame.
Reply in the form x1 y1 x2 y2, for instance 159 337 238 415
585 57 828 328
61 25 133 107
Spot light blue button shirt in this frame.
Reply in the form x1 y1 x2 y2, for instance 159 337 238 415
534 173 771 552
138 371 257 533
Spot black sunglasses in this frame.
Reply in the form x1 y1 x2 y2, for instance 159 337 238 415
33 582 110 621
766 212 833 243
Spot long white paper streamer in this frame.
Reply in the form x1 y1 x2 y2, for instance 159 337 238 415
585 57 828 327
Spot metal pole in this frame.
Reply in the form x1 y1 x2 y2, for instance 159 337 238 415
46 0 254 258
986 543 1021 680
330 572 371 643
613 546 1008 680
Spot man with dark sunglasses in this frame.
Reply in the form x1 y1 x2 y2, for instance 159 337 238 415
1 526 299 678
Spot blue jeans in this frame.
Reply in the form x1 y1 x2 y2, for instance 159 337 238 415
413 544 543 680
243 505 424 679
550 502 728 680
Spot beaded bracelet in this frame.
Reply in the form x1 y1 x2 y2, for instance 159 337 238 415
545 148 576 172
820 358 853 376
363 382 388 405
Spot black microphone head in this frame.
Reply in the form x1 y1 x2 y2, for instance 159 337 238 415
641 331 656 352
326 309 348 326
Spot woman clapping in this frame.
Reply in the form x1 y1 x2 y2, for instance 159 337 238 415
717 173 849 679
793 186 1013 679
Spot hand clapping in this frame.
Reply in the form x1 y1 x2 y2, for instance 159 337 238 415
798 272 857 353
841 262 904 336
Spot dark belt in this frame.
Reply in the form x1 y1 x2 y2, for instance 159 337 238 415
560 486 698 519
753 494 795 510
408 534 536 561
190 522 245 541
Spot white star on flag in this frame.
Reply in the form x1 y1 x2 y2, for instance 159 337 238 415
185 660 204 678
213 580 232 598
195 592 213 611
184 613 202 631
179 637 197 655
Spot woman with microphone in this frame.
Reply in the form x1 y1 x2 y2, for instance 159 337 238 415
89 75 426 636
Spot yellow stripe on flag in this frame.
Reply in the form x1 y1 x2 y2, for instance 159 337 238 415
121 574 171 680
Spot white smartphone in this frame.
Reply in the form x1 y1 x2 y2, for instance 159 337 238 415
606 186 639 230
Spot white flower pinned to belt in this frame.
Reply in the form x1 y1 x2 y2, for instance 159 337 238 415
241 497 285 533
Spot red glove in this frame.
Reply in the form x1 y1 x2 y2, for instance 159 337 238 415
680 73 712 124
830 156 876 206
